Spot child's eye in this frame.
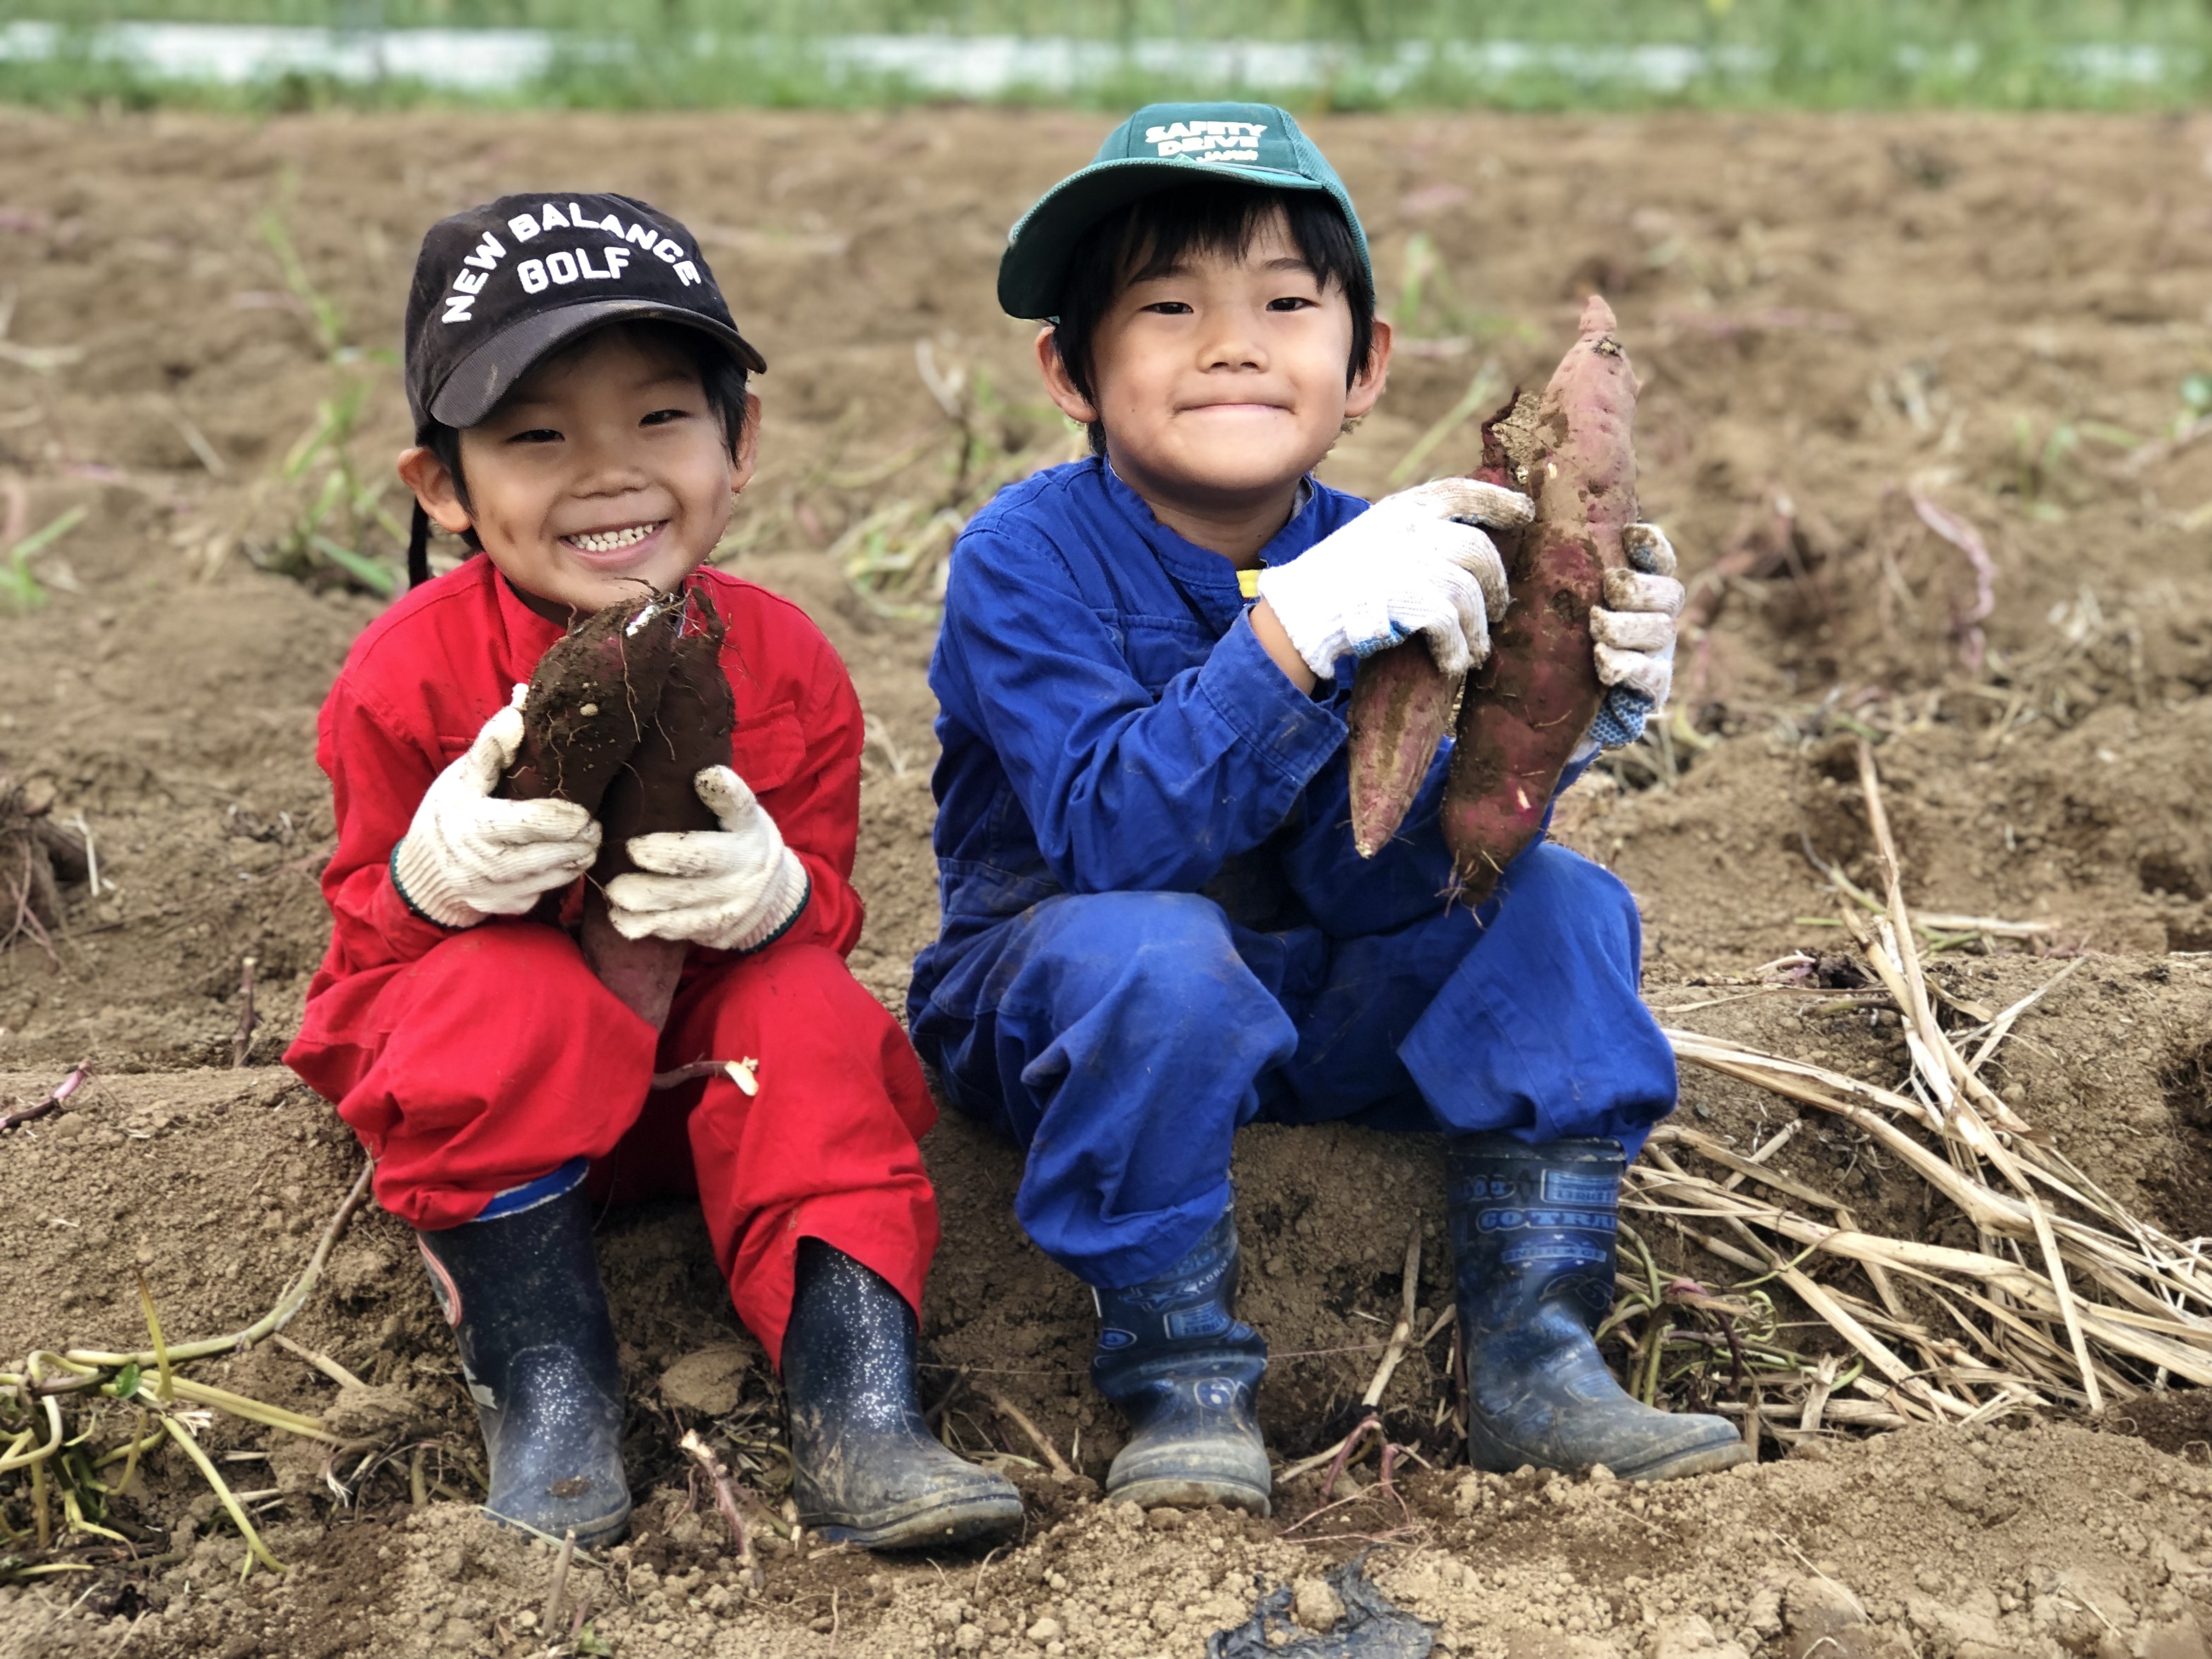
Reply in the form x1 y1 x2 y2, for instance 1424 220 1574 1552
641 408 692 427
1267 296 1318 312
507 427 562 444
1140 301 1194 315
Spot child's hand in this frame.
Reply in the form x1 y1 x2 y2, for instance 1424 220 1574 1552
602 766 810 955
392 694 602 928
1587 522 1686 747
1255 478 1531 680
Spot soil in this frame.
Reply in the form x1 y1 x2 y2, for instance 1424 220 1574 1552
3 104 2212 1657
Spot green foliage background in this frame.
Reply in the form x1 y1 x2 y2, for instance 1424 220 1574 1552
3 2 2211 109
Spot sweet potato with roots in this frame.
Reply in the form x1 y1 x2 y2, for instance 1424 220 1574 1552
585 592 734 1031
1346 295 1640 903
500 591 685 812
499 587 731 1029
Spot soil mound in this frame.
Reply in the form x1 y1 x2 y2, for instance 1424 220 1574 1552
3 105 2212 1656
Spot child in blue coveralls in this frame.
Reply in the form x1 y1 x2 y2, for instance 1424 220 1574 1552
910 104 1751 1516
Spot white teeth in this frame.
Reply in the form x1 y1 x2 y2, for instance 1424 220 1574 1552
568 523 658 553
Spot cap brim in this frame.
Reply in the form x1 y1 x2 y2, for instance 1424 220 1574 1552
997 157 1338 319
427 297 768 429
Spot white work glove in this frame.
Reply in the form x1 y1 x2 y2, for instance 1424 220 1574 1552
1586 523 1685 749
391 689 602 929
1254 477 1530 680
602 766 810 955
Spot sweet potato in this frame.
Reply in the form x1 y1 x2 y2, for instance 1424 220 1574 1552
499 588 692 1028
582 592 734 1031
1345 638 1458 858
500 591 686 814
1342 295 1639 898
1439 295 1639 901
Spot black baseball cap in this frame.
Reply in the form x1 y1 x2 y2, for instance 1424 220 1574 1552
402 191 766 432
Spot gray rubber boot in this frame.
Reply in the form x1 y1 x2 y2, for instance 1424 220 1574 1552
1447 1135 1753 1483
1092 1207 1272 1516
782 1239 1024 1550
415 1181 632 1547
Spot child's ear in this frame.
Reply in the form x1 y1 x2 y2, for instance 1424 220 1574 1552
727 391 764 494
397 447 473 535
1344 318 1394 421
1034 326 1099 426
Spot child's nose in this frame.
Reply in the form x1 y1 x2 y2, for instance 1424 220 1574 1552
1198 312 1267 371
572 432 654 492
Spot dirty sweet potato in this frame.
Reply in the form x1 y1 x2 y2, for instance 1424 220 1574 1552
583 591 735 1031
1342 404 1536 857
1439 294 1640 902
498 588 691 1027
500 591 686 814
1345 639 1458 859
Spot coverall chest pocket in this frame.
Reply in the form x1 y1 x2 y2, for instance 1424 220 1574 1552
729 700 808 793
1117 617 1215 696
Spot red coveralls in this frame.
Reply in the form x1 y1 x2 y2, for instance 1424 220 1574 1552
285 558 936 1362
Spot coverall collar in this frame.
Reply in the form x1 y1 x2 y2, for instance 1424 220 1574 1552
492 563 584 680
1097 460 1328 634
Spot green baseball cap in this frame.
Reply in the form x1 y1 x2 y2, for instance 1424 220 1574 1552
997 101 1373 320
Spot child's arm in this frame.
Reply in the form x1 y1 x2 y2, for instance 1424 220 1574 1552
940 527 1345 896
317 682 601 978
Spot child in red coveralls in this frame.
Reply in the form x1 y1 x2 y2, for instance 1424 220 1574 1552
284 193 1019 1552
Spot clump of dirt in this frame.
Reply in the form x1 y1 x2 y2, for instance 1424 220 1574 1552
0 773 89 955
5 103 2212 1658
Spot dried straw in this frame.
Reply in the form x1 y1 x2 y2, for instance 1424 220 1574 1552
1643 741 2210 1434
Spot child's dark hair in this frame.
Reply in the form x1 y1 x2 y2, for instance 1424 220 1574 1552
1049 183 1375 460
406 320 752 589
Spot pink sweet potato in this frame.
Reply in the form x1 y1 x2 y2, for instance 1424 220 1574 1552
1343 410 1530 857
582 592 734 1031
1345 639 1458 858
1440 295 1639 901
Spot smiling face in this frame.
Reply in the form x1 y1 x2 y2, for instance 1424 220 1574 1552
1039 206 1389 538
399 323 759 614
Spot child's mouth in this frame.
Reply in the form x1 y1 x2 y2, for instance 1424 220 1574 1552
562 521 665 559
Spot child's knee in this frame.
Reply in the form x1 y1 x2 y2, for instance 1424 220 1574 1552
1042 891 1255 1007
1506 842 1638 922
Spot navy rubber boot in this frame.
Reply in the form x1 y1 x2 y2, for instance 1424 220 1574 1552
1092 1207 1272 1516
1447 1136 1752 1483
415 1180 633 1547
781 1239 1024 1551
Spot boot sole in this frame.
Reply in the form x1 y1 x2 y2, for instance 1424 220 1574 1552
808 1491 1025 1553
1106 1474 1271 1518
1468 1413 1755 1485
482 1499 633 1551
1609 1437 1756 1483
1470 1432 1754 1484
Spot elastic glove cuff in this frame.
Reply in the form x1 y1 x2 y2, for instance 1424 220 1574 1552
1589 687 1655 751
1251 562 1352 680
390 838 484 931
721 853 811 956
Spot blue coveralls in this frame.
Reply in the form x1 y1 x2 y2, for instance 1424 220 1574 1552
909 459 1677 1291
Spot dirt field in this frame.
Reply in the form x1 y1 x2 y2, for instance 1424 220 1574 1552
3 105 2212 1658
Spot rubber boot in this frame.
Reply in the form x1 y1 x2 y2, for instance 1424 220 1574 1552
1447 1135 1752 1482
782 1239 1023 1550
1092 1207 1272 1516
415 1177 632 1547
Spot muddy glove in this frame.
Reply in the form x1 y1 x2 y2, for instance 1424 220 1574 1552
1585 523 1684 749
601 766 810 955
391 690 602 929
1255 478 1530 680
